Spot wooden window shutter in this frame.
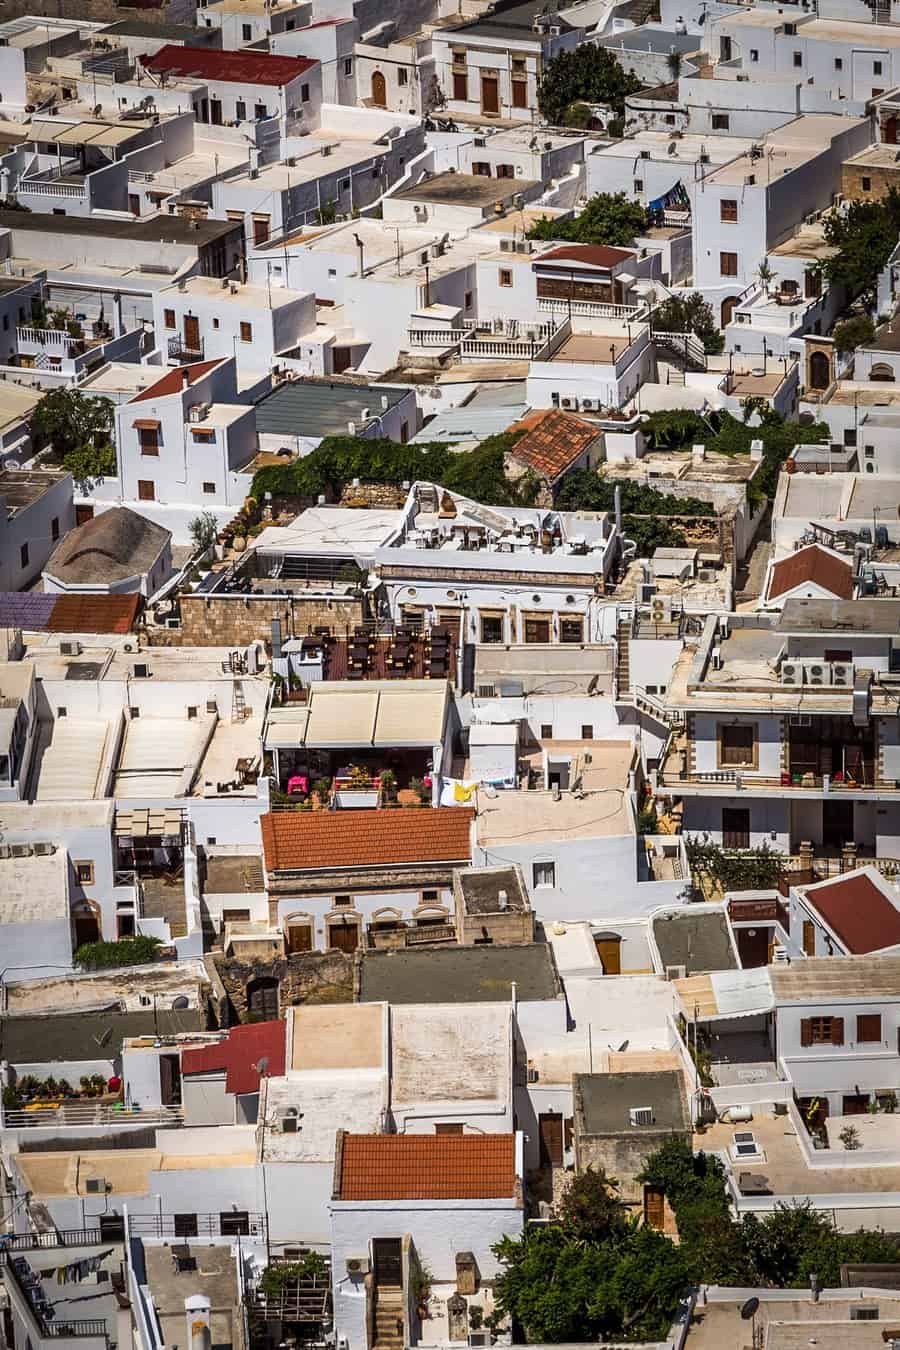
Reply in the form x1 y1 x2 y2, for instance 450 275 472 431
800 1018 812 1047
564 1118 573 1150
830 1017 844 1046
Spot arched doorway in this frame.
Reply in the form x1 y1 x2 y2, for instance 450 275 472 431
871 362 895 382
72 901 100 948
808 350 830 390
371 70 387 107
720 295 739 327
246 976 279 1022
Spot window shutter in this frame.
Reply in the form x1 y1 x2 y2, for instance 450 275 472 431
800 1018 812 1047
831 1017 845 1046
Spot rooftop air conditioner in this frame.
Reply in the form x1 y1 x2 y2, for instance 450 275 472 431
500 238 513 251
665 963 686 981
771 944 789 963
581 398 597 411
629 1106 655 1126
781 660 802 685
346 1256 370 1275
651 596 672 623
11 844 32 858
33 842 54 856
560 397 578 410
60 640 81 657
477 683 497 698
711 645 723 670
831 661 853 686
85 1178 108 1194
806 662 830 686
469 1335 491 1347
527 1066 539 1083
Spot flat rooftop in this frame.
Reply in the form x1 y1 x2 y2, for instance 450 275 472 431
1 1007 204 1067
604 449 756 484
476 741 635 844
769 953 900 1002
550 331 635 363
261 1070 384 1162
653 909 738 975
290 1002 384 1072
703 114 868 187
203 854 264 894
770 224 838 260
575 1068 690 1134
0 847 68 927
390 1002 510 1105
684 1293 900 1350
458 865 529 914
143 1244 240 1350
0 468 67 513
391 171 538 207
3 958 207 1013
254 382 411 439
0 209 239 245
358 943 560 1005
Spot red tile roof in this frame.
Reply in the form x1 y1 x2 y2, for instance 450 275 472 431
131 359 222 403
181 1020 286 1095
43 593 141 634
537 244 633 269
143 44 316 86
337 1134 517 1200
261 808 473 873
767 544 853 603
803 870 900 955
508 409 600 482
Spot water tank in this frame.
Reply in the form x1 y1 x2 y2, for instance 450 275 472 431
720 1105 753 1123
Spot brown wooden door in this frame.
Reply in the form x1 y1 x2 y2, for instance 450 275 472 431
643 1185 665 1230
76 504 95 526
371 70 387 106
823 800 853 848
594 935 621 974
138 479 155 501
287 921 312 954
372 1239 402 1287
329 917 359 952
159 1054 181 1106
210 98 223 125
842 1094 869 1115
74 907 100 947
886 115 899 144
802 919 816 956
481 71 500 114
538 1112 563 1166
183 314 201 353
722 807 750 849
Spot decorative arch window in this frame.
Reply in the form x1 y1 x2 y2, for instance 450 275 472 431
871 362 895 382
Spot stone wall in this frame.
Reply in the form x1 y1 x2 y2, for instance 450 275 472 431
148 594 365 648
842 161 900 205
339 482 407 509
212 949 355 1025
0 0 195 21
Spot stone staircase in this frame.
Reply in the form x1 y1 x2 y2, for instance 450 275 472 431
372 1291 405 1350
616 618 631 695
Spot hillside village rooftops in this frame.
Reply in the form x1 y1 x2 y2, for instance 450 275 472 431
0 847 68 927
653 908 738 975
254 383 411 442
3 957 207 1013
390 171 540 208
769 952 900 1001
703 114 868 187
262 680 449 752
575 1069 690 1134
290 1003 385 1072
507 409 600 481
390 1003 511 1106
44 507 170 586
0 469 68 515
182 1019 286 1093
335 1133 518 1200
446 0 574 41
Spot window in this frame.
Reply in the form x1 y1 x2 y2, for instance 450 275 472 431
241 22 251 38
334 894 352 907
139 426 159 456
138 480 155 501
634 178 643 193
499 268 513 287
560 616 583 644
512 76 527 108
581 724 593 740
400 421 409 443
19 542 28 569
240 321 252 342
220 1212 250 1237
301 83 310 102
254 103 267 119
421 889 439 903
337 177 350 194
473 161 491 176
164 308 176 329
235 99 246 121
524 616 550 643
800 1015 844 1046
792 50 802 67
857 1013 882 1042
344 58 353 76
720 198 738 223
720 251 738 277
835 57 843 70
75 861 95 885
398 67 408 86
480 612 503 643
51 517 59 542
496 163 515 179
664 113 676 125
174 1214 198 1237
720 722 755 766
862 176 872 192
875 60 883 75
750 48 758 61
533 860 556 889
202 481 216 494
435 1122 464 1134
464 290 473 310
712 112 730 130
540 724 553 738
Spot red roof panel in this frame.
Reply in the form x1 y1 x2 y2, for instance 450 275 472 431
43 594 141 634
767 544 853 602
803 870 900 955
131 359 222 403
261 808 474 873
338 1134 517 1200
143 44 316 86
181 1020 286 1095
537 244 634 269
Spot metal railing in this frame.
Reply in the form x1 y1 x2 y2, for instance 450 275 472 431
3 1103 184 1129
128 1212 265 1239
0 1253 109 1342
404 922 456 945
0 1230 104 1252
167 335 204 361
651 327 707 369
20 179 88 200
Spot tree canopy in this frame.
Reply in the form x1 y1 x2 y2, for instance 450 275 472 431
537 44 641 126
527 192 648 248
652 293 725 355
32 387 114 457
832 313 875 355
814 189 900 301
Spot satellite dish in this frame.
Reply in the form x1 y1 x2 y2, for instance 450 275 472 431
254 1055 270 1076
740 1297 760 1321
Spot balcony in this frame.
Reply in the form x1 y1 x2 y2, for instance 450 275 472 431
2 1102 184 1130
167 335 204 362
537 297 647 321
405 319 566 361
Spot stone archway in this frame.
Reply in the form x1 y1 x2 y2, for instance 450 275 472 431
720 295 739 327
808 349 830 390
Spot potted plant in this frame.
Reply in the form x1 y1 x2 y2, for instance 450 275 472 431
380 768 397 802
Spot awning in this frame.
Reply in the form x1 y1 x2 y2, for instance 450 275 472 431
114 806 182 837
306 688 378 748
133 419 161 430
263 707 310 750
373 685 447 748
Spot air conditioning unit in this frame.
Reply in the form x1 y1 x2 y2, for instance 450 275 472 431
11 844 32 858
527 1066 539 1083
651 596 672 623
771 944 789 963
629 1106 655 1126
781 660 802 685
711 645 723 671
346 1256 370 1275
499 238 513 251
33 842 54 856
515 240 531 253
469 1334 491 1347
665 963 687 981
60 640 82 657
85 1178 108 1194
831 661 853 686
560 397 578 410
0 845 10 859
806 662 830 686
581 398 597 411
477 683 496 698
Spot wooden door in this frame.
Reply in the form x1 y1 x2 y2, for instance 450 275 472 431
802 919 816 956
643 1185 665 1230
371 70 387 107
183 313 201 354
247 977 279 1021
329 917 359 952
886 115 899 144
372 1239 402 1288
823 800 853 849
138 479 155 501
481 71 500 114
159 1054 181 1106
287 921 312 954
722 807 750 849
74 908 100 947
594 934 621 975
76 504 95 526
210 98 223 125
538 1112 563 1166
721 295 738 326
842 1094 869 1115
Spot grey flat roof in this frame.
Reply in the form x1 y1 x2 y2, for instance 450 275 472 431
254 379 410 438
99 18 208 38
0 210 240 245
653 910 737 975
204 854 264 894
0 468 67 511
575 1069 690 1135
391 172 539 206
0 1008 204 1065
458 866 528 914
778 597 900 634
597 28 700 53
447 0 572 41
358 943 559 1004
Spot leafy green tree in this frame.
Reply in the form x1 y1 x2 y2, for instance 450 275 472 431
642 409 713 451
685 834 787 891
537 44 640 126
62 443 117 492
557 1166 628 1242
832 313 875 355
622 516 687 555
815 189 900 301
555 468 714 518
528 192 648 248
441 432 530 506
653 293 724 355
32 388 114 456
189 511 219 552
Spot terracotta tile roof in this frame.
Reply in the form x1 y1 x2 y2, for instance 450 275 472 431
143 44 316 85
767 544 853 602
131 359 222 402
537 244 633 269
261 808 473 873
43 594 141 634
337 1133 517 1200
181 1019 286 1095
508 409 600 482
803 870 900 955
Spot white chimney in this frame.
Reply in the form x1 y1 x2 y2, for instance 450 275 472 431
498 889 509 911
750 438 764 462
691 443 705 465
185 1295 211 1350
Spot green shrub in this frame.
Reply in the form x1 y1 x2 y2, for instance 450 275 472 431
75 935 163 970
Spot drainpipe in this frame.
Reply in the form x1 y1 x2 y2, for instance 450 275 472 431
614 483 622 535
